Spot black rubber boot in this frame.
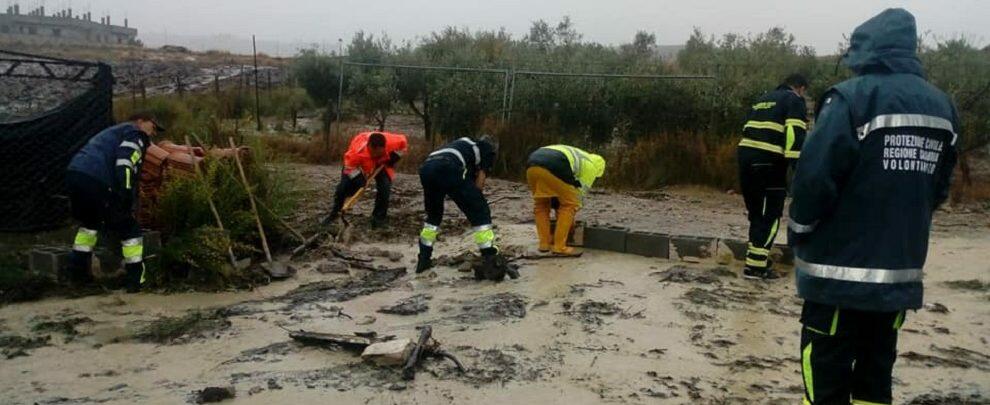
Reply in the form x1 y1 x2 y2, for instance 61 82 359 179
370 216 388 230
480 253 508 282
125 262 145 293
64 251 95 286
415 244 434 273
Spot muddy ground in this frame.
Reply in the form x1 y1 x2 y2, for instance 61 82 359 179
1 164 988 404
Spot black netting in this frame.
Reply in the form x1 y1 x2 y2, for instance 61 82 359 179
0 50 113 232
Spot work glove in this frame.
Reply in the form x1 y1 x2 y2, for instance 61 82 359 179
388 151 402 166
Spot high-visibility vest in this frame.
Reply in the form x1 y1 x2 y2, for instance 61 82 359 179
343 131 408 179
542 144 606 194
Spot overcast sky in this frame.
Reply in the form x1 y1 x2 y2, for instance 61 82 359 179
13 0 989 56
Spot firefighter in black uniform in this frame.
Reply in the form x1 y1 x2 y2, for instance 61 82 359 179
64 113 163 292
737 74 809 280
415 135 515 281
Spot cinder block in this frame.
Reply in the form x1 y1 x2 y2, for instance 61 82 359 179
29 247 70 280
625 232 670 258
771 244 794 265
583 226 627 252
670 235 716 261
721 239 748 261
143 230 162 257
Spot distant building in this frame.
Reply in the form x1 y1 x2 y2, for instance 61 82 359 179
0 4 138 47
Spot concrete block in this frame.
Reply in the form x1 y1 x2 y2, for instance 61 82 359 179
720 239 748 261
583 225 627 253
361 338 415 366
670 235 716 261
625 232 670 258
771 244 794 265
28 247 69 280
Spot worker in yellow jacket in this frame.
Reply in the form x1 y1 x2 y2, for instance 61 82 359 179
526 145 606 255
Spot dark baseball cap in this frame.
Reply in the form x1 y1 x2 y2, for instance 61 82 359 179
128 112 166 132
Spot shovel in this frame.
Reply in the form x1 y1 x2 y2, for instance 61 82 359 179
228 137 291 279
336 165 385 243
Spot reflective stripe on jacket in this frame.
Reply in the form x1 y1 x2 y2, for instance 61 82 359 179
789 8 959 312
342 131 408 179
738 85 808 159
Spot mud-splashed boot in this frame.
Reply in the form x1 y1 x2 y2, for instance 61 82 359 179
64 251 95 286
124 262 145 293
478 252 509 282
415 244 434 273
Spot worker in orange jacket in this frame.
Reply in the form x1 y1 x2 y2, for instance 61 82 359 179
327 131 408 228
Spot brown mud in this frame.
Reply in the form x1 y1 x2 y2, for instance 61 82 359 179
1 164 988 404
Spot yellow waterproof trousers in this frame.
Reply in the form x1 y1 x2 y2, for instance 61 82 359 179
526 166 581 254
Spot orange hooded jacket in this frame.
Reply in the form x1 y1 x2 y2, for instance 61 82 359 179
342 131 408 180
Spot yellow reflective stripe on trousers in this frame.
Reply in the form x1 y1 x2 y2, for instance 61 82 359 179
764 219 779 247
419 224 439 246
893 311 905 330
738 138 784 155
125 168 131 189
802 342 814 403
747 244 770 256
746 258 768 267
73 228 98 252
786 118 808 129
121 237 143 264
851 399 890 405
743 120 785 133
473 225 495 249
829 308 840 335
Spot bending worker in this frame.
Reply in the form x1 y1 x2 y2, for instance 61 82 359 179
789 9 958 405
64 112 163 293
737 73 809 280
327 131 408 229
415 135 514 281
526 145 605 255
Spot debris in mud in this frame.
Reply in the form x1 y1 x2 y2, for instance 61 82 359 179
907 392 990 405
378 294 432 315
315 259 350 274
716 355 796 371
31 316 93 339
924 302 950 314
681 286 775 311
134 309 231 344
224 342 298 365
364 247 404 263
652 265 733 284
452 293 528 324
943 279 990 292
279 268 406 309
0 334 51 359
561 300 626 332
289 330 393 349
901 345 990 371
425 345 561 385
569 279 625 295
356 315 377 325
194 386 235 403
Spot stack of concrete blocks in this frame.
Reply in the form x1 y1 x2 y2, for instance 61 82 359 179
579 224 793 265
28 230 162 281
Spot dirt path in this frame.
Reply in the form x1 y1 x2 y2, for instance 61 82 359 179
1 164 988 404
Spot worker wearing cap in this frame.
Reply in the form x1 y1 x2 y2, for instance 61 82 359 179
526 145 605 255
64 113 162 292
789 9 959 404
737 73 810 280
415 135 514 281
327 131 408 229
